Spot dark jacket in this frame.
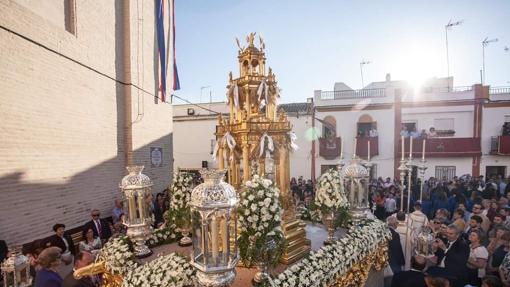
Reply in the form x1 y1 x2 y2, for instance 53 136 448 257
44 234 76 256
435 238 470 287
388 227 405 267
62 271 95 287
35 268 63 287
391 270 427 287
83 219 111 241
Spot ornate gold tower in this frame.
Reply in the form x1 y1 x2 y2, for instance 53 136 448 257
215 33 310 264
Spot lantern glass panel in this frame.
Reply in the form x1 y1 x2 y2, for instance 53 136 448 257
192 210 203 263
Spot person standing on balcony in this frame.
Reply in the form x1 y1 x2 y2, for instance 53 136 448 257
369 124 378 137
401 124 410 137
502 123 510 136
429 127 438 137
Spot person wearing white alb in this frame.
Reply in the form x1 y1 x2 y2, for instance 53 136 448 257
395 211 413 270
408 202 429 234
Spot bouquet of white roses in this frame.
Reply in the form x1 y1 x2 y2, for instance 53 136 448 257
122 253 195 287
169 171 194 229
99 236 137 275
315 169 349 214
148 224 178 246
273 219 391 287
238 175 286 267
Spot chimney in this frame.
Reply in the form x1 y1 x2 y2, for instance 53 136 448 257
386 73 391 82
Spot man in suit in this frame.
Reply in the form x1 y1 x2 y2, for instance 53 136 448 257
434 224 470 287
83 209 111 241
391 255 427 287
63 251 95 287
387 216 405 274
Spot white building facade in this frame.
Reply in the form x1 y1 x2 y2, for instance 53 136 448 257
313 76 510 180
174 77 510 183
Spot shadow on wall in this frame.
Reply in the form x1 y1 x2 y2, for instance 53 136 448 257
0 133 173 246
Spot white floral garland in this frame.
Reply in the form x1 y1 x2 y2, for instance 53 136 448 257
315 169 349 212
148 225 178 246
122 253 195 287
99 237 137 275
239 175 282 237
272 219 391 287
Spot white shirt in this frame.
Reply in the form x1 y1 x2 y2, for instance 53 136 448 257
470 245 488 278
385 198 397 213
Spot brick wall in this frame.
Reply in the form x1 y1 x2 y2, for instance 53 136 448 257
0 1 173 246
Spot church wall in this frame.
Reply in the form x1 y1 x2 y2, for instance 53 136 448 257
0 1 173 245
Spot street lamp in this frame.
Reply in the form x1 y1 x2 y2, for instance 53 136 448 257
482 37 498 84
445 19 462 89
360 60 371 88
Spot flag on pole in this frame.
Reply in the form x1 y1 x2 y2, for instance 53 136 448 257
156 0 167 101
171 0 180 91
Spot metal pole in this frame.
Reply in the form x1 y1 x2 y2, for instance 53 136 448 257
482 44 486 85
446 26 450 85
407 165 412 213
360 62 364 88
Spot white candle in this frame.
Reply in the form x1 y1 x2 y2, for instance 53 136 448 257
422 139 426 161
221 218 228 258
353 138 357 158
401 136 405 160
368 141 371 162
211 216 219 264
409 137 413 159
340 138 344 159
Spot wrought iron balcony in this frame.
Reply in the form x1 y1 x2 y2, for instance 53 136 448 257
319 137 341 160
490 136 510 155
399 137 481 158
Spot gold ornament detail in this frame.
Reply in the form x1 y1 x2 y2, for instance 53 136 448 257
330 243 389 287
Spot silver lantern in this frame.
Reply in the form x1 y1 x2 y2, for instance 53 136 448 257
341 157 369 225
414 226 435 258
190 169 239 287
1 247 32 287
119 165 153 258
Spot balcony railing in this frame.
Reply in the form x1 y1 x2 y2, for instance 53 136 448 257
399 137 481 158
490 136 510 155
319 137 341 160
320 88 386 100
356 136 379 159
490 86 510 95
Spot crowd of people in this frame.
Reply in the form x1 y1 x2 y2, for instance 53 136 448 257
0 190 174 287
290 176 315 206
401 125 442 139
380 173 510 287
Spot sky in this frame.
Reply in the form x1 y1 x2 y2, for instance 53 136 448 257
172 0 510 104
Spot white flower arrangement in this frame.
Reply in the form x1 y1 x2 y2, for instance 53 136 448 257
272 219 391 287
99 236 137 275
122 253 195 287
238 175 286 267
169 171 194 210
239 175 282 236
169 171 194 229
315 169 349 213
148 225 178 246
